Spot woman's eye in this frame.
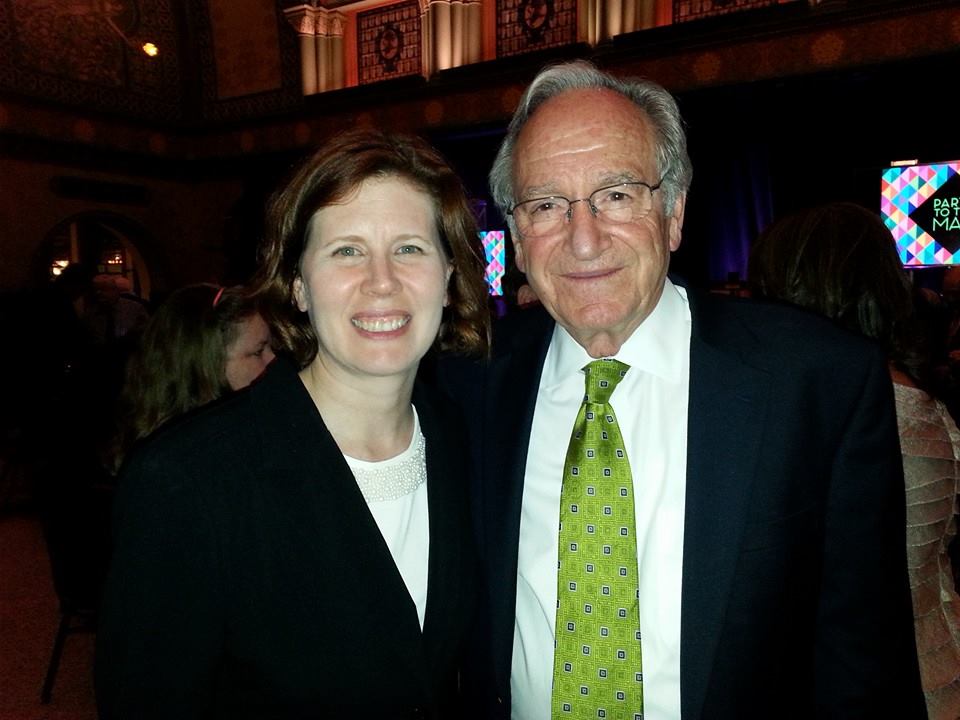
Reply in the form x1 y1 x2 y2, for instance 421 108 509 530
398 245 424 255
333 246 359 257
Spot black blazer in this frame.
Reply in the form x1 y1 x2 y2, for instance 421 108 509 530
441 288 925 720
96 358 475 720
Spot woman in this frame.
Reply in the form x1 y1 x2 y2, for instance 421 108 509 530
95 130 490 719
105 283 274 474
749 201 960 720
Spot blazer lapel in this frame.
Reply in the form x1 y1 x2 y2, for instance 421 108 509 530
680 293 771 720
417 385 466 664
251 360 430 687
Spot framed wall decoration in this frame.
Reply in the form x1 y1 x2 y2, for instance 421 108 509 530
497 0 575 58
358 1 421 85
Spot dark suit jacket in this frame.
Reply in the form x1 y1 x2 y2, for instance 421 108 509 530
440 288 925 720
96 357 475 720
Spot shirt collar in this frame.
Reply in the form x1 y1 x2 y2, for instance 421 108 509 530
543 278 690 389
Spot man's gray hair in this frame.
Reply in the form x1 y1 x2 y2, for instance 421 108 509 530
489 60 693 222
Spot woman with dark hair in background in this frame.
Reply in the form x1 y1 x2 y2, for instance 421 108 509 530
750 201 960 720
105 283 273 474
95 129 490 719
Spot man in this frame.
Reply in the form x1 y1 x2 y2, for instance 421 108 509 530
442 61 924 719
81 273 149 344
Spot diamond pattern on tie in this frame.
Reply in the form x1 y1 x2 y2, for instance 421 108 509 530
552 359 643 720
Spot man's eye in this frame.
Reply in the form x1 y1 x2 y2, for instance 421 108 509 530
598 189 634 205
530 200 561 215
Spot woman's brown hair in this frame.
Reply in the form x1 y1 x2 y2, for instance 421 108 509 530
252 128 491 368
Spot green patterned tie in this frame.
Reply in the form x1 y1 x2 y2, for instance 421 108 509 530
552 359 642 720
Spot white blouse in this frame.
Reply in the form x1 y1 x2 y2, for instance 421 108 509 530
345 407 430 629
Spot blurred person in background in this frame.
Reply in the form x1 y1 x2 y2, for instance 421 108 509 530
750 200 960 720
105 283 273 474
81 273 149 345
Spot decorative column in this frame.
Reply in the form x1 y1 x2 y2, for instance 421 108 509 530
423 0 482 74
284 4 346 95
464 0 482 62
578 0 657 45
284 5 320 95
318 11 346 92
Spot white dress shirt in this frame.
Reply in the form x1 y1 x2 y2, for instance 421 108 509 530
511 280 691 720
346 408 430 630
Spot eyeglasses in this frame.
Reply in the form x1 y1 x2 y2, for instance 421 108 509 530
508 180 663 239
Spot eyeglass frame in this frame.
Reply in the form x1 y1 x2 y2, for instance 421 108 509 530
507 180 664 237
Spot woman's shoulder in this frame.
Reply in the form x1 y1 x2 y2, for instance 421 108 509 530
120 388 258 490
121 358 305 485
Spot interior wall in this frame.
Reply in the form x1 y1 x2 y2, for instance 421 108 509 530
0 157 246 293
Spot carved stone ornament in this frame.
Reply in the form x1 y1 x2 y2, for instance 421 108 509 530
283 6 318 35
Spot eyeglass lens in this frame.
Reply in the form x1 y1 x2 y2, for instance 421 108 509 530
512 182 658 237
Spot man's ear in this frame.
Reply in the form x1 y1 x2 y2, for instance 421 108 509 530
292 276 308 313
668 193 687 252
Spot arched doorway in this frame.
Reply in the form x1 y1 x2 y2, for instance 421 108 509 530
38 212 157 301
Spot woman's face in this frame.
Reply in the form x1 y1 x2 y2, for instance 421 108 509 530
224 313 274 390
293 175 452 386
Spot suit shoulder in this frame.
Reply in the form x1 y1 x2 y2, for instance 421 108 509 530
492 304 553 352
121 388 257 488
118 358 309 492
693 292 885 365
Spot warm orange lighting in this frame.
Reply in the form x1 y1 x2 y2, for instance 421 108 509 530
104 15 159 58
51 259 70 278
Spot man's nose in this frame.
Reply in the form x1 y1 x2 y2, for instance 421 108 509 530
566 200 609 260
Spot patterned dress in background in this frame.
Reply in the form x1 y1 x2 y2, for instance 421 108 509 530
896 382 960 720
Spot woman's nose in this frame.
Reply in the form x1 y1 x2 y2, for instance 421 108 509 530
363 255 401 295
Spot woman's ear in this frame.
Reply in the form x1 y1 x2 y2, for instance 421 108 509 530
443 263 454 307
292 276 308 313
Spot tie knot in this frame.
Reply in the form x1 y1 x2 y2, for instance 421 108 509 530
582 359 629 405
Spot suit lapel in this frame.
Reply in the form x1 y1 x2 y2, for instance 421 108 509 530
483 308 554 692
680 293 771 720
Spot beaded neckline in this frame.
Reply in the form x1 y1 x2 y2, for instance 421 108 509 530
345 410 427 503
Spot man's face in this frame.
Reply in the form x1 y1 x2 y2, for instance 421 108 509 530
511 88 685 358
